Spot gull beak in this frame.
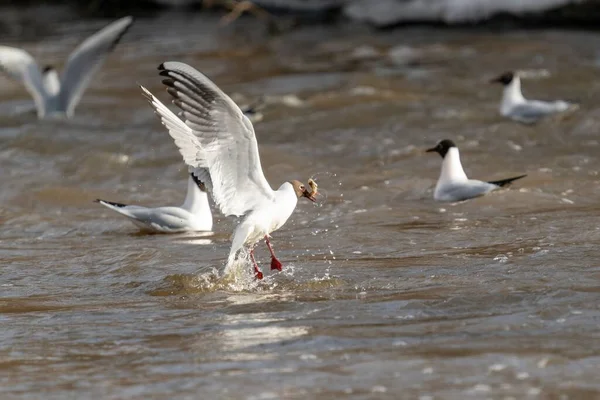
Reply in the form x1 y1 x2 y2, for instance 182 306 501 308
425 146 437 153
303 189 317 202
489 76 502 84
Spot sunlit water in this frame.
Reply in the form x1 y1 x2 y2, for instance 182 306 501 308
1 10 600 399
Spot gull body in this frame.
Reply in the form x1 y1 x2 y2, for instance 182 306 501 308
141 61 314 278
95 174 213 233
0 16 133 119
491 71 573 124
427 139 526 202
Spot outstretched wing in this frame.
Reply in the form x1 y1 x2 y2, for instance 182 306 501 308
156 61 275 217
0 46 47 116
60 16 133 117
140 85 213 190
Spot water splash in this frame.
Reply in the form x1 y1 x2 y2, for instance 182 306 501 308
221 248 263 291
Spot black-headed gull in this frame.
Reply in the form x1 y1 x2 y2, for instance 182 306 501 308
140 62 316 279
490 71 574 124
239 99 265 124
427 139 526 202
95 173 213 233
0 16 133 119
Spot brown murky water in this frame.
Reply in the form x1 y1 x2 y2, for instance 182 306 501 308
1 11 600 399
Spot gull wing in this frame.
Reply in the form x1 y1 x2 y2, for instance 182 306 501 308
0 46 47 116
437 180 496 202
508 103 554 124
140 85 213 190
60 16 133 117
156 61 275 217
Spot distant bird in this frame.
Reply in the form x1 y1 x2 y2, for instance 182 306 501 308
95 173 213 233
141 61 316 279
490 71 575 124
427 139 526 202
239 98 265 124
0 16 133 119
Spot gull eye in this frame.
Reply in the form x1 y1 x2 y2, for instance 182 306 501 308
300 185 305 191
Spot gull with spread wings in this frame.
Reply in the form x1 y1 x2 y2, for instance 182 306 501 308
140 62 316 279
0 16 133 119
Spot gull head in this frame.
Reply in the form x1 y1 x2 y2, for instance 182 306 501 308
42 65 56 75
490 71 515 85
426 139 456 158
290 180 316 202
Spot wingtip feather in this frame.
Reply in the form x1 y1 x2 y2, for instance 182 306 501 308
162 78 176 87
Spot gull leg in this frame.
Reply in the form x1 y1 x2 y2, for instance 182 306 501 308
265 235 283 271
249 248 263 280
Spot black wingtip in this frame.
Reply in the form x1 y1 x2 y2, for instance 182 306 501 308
167 88 179 99
158 63 166 71
95 199 128 208
108 17 134 52
488 174 527 187
162 78 175 87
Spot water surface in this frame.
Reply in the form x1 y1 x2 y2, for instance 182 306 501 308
1 12 600 399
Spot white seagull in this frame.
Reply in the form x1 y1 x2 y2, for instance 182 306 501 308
140 62 316 279
95 173 213 233
490 71 574 124
427 139 526 202
0 16 133 119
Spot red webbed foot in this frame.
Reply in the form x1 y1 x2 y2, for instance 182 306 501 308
270 257 283 271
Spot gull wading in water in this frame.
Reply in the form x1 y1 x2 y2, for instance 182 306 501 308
0 16 133 119
140 61 316 279
427 139 526 202
95 173 213 233
490 71 574 124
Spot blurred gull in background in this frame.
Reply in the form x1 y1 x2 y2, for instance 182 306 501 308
490 70 576 124
0 16 133 119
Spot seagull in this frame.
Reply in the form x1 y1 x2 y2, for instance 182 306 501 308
0 16 133 119
427 139 526 202
95 173 213 233
239 98 265 124
140 61 316 279
490 71 574 124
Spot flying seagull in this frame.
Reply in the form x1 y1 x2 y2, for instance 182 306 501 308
140 62 316 279
0 16 133 118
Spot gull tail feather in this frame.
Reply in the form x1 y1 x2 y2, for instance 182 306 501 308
488 174 527 188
